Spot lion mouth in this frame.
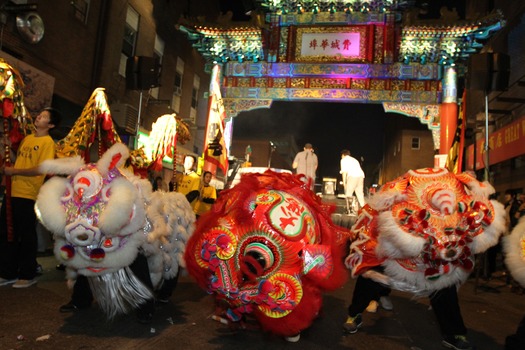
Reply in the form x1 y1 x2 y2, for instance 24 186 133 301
86 267 107 273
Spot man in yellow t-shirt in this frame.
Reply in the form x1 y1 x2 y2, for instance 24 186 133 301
176 155 201 213
195 171 217 218
0 108 61 289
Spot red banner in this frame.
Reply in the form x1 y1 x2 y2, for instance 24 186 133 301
466 115 525 170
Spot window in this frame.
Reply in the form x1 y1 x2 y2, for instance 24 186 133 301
71 0 90 24
191 88 198 109
188 75 200 123
192 75 200 109
119 6 139 76
411 137 420 150
174 73 182 92
171 57 184 112
150 35 165 99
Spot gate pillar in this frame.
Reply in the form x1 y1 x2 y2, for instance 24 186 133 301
439 66 458 158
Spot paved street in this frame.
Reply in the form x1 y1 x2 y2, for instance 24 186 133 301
1 196 524 350
1 247 524 350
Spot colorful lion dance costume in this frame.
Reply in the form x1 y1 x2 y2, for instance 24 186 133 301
35 143 195 318
345 168 506 294
185 170 349 338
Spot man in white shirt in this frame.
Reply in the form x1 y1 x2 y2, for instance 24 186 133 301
340 149 365 213
293 143 318 190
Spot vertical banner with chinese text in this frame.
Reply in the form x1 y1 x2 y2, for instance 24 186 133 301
203 65 228 175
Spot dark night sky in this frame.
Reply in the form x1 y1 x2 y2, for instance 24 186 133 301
233 102 387 179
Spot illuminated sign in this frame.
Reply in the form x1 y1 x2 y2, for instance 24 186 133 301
293 26 370 63
300 32 360 58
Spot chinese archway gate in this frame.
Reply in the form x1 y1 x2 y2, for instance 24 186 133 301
179 0 505 170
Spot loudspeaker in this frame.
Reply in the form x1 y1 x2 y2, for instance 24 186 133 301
467 53 510 92
490 53 510 92
125 56 160 90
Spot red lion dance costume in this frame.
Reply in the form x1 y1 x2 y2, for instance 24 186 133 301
185 171 349 339
346 168 506 294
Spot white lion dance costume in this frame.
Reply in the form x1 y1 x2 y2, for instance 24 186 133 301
504 216 525 289
35 143 195 318
503 208 525 348
346 168 506 294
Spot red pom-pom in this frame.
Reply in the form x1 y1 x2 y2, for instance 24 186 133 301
60 245 75 260
101 112 113 130
90 248 106 262
2 99 14 118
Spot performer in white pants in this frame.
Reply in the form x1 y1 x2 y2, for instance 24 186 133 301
340 149 365 213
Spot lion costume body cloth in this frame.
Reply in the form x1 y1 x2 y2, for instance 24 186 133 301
184 171 349 337
504 212 525 288
345 168 506 295
35 143 195 318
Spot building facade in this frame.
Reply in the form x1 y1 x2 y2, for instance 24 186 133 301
464 0 525 199
0 0 217 171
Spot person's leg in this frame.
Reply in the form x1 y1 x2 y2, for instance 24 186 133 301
0 196 18 281
60 274 93 312
70 275 93 308
429 285 467 337
14 198 38 281
345 176 358 199
129 254 155 322
429 285 472 349
354 177 365 208
344 276 385 333
378 285 393 310
505 314 525 350
348 276 384 316
156 267 180 303
345 177 359 213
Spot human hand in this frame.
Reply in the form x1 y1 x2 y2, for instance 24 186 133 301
3 166 14 176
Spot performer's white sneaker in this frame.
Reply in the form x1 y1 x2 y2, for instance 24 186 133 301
12 279 37 288
379 296 393 310
0 277 17 286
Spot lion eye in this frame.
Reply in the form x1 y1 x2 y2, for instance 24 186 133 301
244 243 274 271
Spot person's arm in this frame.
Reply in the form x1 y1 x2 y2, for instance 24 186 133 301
292 152 300 169
201 185 217 204
186 190 200 203
4 166 41 177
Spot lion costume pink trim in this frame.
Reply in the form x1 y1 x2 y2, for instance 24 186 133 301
185 170 349 337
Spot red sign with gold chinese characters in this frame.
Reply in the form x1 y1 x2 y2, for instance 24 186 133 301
466 115 525 170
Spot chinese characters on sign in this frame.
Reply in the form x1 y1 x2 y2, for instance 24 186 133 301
300 32 360 58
